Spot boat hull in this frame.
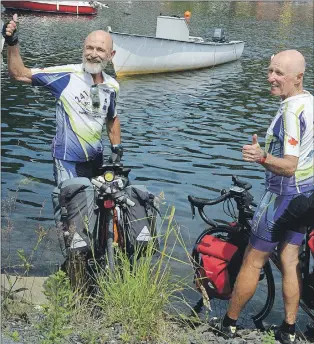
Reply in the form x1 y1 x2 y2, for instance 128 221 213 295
1 1 97 15
111 32 245 76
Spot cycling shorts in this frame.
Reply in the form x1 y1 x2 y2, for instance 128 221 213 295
249 190 313 252
53 154 103 186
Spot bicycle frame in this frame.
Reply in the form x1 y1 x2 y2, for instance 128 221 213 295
90 163 132 271
96 196 118 251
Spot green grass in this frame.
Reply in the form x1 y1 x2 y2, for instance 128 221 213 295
94 242 180 340
2 202 200 343
85 204 194 342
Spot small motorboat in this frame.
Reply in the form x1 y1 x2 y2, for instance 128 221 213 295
109 15 245 77
1 19 4 53
1 1 108 15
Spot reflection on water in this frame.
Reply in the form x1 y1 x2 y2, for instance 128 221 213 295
1 0 313 327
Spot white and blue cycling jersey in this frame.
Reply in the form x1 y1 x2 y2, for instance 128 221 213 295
31 64 119 162
264 91 314 195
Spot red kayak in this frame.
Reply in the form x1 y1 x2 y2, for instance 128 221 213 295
1 1 105 15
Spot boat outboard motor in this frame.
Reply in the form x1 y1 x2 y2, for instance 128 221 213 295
212 28 226 43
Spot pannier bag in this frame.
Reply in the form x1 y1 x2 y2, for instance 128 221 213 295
193 234 242 300
303 230 314 309
52 177 98 251
124 185 160 256
309 230 314 257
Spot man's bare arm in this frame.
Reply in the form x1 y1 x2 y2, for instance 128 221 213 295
4 16 32 83
260 154 298 177
7 45 32 83
242 134 299 177
106 116 121 145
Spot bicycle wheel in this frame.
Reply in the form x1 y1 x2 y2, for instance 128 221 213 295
106 215 115 273
299 232 314 321
192 226 275 328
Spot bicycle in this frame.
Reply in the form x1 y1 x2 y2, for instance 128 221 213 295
89 162 134 275
60 162 134 290
188 175 314 330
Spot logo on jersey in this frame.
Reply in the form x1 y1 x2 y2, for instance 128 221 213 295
288 137 298 146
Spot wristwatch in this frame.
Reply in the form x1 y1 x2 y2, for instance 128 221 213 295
259 150 267 164
111 144 123 156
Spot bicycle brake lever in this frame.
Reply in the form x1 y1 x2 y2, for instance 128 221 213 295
190 203 195 219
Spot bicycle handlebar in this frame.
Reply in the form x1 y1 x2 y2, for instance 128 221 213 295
97 162 131 178
188 193 229 207
188 175 252 208
91 177 135 207
188 175 255 227
232 175 252 190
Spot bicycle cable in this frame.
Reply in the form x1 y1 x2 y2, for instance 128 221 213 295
223 198 237 221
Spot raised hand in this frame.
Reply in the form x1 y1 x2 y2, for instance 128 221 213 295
2 13 19 46
242 134 265 163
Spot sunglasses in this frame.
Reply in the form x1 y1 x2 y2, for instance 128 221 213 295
90 84 100 108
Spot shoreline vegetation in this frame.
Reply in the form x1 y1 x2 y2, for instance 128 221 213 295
1 198 312 344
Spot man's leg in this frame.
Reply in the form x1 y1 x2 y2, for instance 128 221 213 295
265 194 305 344
226 245 270 319
279 242 301 325
267 240 302 344
226 191 275 321
52 158 78 228
209 191 278 337
53 158 78 187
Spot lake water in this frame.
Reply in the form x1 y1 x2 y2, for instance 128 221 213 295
1 0 313 330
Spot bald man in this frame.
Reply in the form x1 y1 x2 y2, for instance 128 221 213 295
2 15 123 278
3 17 122 184
209 50 313 344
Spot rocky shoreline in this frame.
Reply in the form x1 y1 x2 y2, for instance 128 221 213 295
2 311 313 344
1 274 313 344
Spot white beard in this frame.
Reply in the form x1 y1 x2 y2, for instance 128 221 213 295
83 57 108 74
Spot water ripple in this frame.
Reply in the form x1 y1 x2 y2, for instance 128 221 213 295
1 3 313 316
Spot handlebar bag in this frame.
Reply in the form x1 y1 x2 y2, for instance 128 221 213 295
123 185 160 256
52 177 98 251
194 235 242 300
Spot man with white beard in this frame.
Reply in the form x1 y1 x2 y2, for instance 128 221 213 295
3 15 122 186
3 16 123 285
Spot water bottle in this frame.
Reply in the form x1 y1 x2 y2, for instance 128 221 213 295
90 84 100 109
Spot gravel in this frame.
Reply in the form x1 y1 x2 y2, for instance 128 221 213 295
2 312 313 344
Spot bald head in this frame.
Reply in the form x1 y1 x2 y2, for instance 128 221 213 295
272 50 305 74
82 30 115 75
84 30 113 51
268 49 306 100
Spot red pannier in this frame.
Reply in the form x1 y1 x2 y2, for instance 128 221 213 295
194 235 240 300
309 230 314 258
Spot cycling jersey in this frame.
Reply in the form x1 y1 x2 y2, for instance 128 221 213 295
31 64 119 162
264 91 313 195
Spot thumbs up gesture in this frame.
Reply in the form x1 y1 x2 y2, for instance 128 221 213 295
2 13 19 46
242 134 265 163
252 134 258 145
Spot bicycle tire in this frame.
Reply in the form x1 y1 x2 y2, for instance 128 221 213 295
107 216 115 273
192 226 275 327
299 232 314 321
